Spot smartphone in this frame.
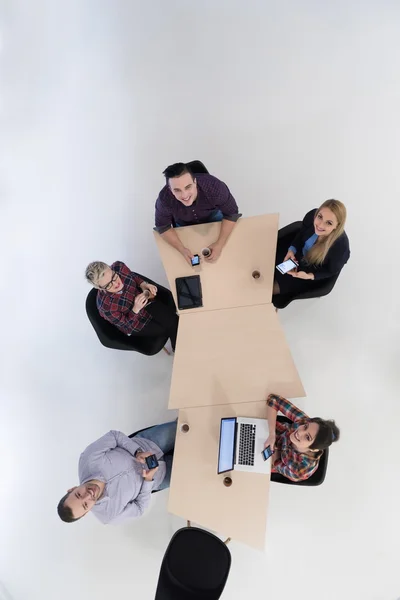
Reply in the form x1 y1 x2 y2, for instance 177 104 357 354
145 454 159 470
262 445 274 461
191 254 200 266
276 258 298 274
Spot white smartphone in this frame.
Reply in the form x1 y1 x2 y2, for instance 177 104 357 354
276 258 298 274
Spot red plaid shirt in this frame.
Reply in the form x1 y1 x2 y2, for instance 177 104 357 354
96 262 152 334
267 394 320 482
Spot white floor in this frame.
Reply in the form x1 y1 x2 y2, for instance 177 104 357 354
1 2 399 599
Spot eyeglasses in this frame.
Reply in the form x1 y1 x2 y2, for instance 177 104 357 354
100 271 118 291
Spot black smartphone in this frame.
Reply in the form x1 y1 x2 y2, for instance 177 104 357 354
191 254 200 266
262 446 274 461
145 454 159 470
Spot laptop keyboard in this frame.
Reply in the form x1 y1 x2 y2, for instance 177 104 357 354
238 424 256 466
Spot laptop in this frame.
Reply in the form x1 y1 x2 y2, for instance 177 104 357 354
217 416 270 475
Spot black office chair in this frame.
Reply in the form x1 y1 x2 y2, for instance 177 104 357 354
186 160 209 174
270 415 329 486
85 273 171 355
273 221 341 309
155 527 231 600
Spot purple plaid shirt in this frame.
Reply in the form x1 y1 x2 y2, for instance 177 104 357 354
96 261 152 334
154 173 241 233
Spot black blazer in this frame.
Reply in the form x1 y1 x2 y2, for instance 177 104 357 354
290 209 350 281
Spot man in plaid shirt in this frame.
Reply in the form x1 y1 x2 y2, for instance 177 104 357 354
264 394 340 482
85 261 179 350
154 162 241 265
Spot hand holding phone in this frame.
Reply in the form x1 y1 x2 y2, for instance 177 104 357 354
143 466 159 481
145 454 159 470
276 258 298 275
262 445 274 461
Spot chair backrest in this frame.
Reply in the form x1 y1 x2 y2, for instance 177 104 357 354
85 287 132 349
278 220 302 240
186 160 209 175
270 416 329 486
155 527 231 599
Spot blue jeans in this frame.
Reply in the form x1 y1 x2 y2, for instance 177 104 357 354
175 209 224 228
134 420 177 490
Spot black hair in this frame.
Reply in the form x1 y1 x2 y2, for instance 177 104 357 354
57 492 81 523
163 162 194 182
309 418 340 451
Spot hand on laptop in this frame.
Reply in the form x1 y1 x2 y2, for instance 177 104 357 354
264 433 276 451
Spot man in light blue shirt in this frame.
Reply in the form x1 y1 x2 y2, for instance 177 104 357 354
57 422 176 524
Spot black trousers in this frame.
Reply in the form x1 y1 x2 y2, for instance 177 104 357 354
131 286 179 350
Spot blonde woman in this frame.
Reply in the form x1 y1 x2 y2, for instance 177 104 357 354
273 200 350 297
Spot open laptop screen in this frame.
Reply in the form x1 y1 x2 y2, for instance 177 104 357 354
217 417 236 474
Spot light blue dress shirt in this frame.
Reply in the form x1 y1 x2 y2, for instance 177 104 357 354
289 233 318 257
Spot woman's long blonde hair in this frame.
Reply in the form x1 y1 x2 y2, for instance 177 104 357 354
305 199 347 266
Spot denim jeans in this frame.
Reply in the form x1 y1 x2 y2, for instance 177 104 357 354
134 420 177 490
175 209 224 227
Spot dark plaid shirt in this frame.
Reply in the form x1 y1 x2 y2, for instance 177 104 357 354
154 173 241 233
267 394 320 482
96 261 151 334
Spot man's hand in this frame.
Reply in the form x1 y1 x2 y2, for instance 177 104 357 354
205 242 223 263
133 293 148 314
135 451 153 464
289 270 314 280
143 466 159 482
180 247 194 266
264 433 276 452
140 282 158 297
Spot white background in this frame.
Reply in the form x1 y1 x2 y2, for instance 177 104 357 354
1 1 399 599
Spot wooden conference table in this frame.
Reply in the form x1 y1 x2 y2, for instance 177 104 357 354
154 215 305 549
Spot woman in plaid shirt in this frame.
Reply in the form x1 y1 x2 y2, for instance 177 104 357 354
265 394 340 482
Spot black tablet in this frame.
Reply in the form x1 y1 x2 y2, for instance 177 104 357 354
175 275 203 310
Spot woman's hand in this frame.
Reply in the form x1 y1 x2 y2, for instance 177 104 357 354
133 293 148 314
141 282 158 297
264 433 276 452
283 249 296 262
289 270 314 280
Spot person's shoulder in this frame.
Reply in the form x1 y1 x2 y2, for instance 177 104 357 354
91 500 111 524
332 230 350 252
157 183 172 203
96 288 107 309
113 261 132 277
112 260 126 271
196 173 223 186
